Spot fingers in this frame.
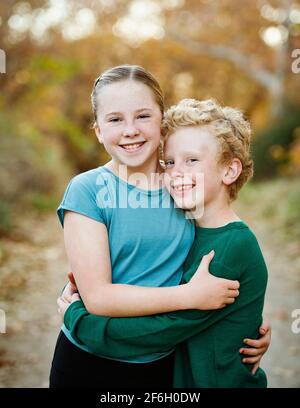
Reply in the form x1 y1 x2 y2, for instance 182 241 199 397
68 271 76 286
228 289 239 298
243 337 269 348
71 293 80 302
240 347 266 357
58 295 71 307
207 249 215 260
199 250 215 269
228 280 240 290
224 289 239 305
251 362 260 375
241 355 261 364
260 319 271 333
57 297 63 308
57 296 65 314
61 281 78 303
61 286 72 303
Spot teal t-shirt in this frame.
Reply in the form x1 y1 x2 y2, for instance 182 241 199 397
57 166 195 363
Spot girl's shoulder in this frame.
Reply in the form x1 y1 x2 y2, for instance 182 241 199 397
67 166 116 194
57 166 110 227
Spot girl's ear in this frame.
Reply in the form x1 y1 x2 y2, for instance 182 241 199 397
222 158 242 186
94 125 103 144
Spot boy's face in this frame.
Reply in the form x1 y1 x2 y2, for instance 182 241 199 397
163 125 225 211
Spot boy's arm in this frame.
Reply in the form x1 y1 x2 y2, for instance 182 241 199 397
63 212 239 316
63 259 267 360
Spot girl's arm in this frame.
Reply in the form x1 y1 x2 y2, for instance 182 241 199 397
64 211 239 317
59 257 267 361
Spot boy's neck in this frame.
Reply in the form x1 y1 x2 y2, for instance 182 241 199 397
191 195 241 228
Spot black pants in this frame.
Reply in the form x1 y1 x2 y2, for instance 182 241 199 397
49 331 175 388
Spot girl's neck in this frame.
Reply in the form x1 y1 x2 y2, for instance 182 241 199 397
190 195 241 228
105 155 163 190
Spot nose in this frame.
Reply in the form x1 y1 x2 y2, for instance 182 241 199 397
169 162 185 178
122 122 140 137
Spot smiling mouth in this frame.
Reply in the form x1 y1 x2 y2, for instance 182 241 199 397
119 142 146 152
172 184 195 193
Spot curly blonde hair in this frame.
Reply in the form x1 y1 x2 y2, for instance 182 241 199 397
162 99 253 201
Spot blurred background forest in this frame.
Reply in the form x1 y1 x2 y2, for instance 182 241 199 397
0 0 300 388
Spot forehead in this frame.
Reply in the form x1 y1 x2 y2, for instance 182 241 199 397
96 80 158 113
165 125 219 154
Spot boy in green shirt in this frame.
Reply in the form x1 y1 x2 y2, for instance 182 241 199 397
58 98 268 387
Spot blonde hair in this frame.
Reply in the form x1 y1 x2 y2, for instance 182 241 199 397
163 98 253 201
91 65 164 126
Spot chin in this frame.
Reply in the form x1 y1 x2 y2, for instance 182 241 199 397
172 198 196 211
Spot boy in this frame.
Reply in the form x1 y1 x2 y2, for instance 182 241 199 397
58 99 268 387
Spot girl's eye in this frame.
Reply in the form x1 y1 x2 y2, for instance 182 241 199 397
137 114 150 119
165 160 174 168
108 118 122 123
187 158 198 164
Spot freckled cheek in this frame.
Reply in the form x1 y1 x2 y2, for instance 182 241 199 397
143 120 161 138
102 129 122 146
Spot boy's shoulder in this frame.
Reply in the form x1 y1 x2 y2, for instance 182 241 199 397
224 222 267 273
232 222 260 247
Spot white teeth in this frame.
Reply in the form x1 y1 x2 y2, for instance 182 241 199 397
121 142 144 151
173 185 194 192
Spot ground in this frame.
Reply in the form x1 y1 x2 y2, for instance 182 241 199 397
0 203 299 387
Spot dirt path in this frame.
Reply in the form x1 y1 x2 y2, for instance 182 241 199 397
235 202 300 388
0 212 299 387
0 214 67 387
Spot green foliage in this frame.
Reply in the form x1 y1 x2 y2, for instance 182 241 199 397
0 112 72 237
252 103 300 179
29 192 58 211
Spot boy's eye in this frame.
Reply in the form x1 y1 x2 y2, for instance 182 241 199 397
187 158 198 164
165 160 174 168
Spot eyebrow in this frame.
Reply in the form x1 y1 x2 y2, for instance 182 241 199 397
179 150 204 156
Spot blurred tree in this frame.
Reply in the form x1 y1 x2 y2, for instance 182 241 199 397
0 0 299 236
158 0 299 119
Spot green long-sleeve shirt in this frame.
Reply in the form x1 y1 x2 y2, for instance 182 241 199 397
64 221 268 387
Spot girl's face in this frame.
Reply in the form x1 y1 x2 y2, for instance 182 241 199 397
163 126 224 210
95 80 162 173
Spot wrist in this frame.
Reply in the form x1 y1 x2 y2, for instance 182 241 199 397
176 284 193 310
64 300 83 329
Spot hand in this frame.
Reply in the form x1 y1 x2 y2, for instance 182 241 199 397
240 320 272 374
61 272 78 303
68 271 77 288
57 293 81 320
186 250 240 310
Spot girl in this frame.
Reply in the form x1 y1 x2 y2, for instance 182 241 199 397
50 65 270 388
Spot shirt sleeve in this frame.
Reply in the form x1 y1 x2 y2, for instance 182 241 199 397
64 257 268 360
57 174 106 227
